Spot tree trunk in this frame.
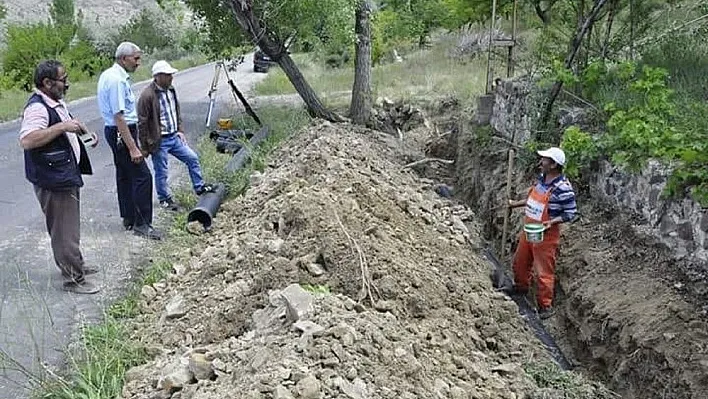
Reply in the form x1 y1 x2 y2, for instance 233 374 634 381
538 0 609 132
226 0 343 122
277 53 345 121
350 0 372 126
600 0 618 61
533 0 555 25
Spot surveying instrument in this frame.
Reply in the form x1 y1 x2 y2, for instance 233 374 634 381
204 59 262 129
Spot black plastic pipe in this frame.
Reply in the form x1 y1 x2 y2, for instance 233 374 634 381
484 247 573 371
187 183 227 231
226 125 271 172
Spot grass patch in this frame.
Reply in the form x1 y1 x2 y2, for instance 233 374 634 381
195 104 311 198
254 46 487 103
38 320 148 399
34 223 192 399
524 362 618 399
301 284 331 295
0 54 207 122
32 104 309 399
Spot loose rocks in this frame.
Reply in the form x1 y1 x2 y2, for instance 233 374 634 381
122 121 612 399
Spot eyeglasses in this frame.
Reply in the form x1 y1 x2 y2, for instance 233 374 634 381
53 75 69 84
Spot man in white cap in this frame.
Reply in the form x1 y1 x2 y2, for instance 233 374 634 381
137 60 214 211
507 147 577 319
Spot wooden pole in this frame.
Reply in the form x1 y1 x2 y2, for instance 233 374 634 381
500 148 515 258
486 0 498 93
507 0 518 78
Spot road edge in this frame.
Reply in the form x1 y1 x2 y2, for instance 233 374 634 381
0 62 216 129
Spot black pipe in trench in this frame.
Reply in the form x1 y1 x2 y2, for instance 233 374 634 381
484 247 573 371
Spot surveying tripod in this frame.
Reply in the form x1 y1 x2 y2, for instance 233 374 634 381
205 60 262 129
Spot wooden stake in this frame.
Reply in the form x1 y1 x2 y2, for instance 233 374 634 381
500 148 515 258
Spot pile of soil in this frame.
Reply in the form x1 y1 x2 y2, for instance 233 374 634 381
121 121 611 399
548 202 708 399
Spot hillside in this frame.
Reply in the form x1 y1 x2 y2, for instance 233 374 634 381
2 0 156 28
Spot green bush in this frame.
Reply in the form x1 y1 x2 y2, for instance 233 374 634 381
2 23 68 90
565 61 708 205
560 126 598 179
115 9 177 54
61 40 112 81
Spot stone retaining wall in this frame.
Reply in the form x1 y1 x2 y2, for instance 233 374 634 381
487 78 707 267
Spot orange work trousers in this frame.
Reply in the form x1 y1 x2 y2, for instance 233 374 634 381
512 229 560 308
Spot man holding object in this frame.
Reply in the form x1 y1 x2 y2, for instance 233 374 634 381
508 147 577 319
20 60 100 294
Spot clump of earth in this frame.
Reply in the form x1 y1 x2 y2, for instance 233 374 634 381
122 120 613 399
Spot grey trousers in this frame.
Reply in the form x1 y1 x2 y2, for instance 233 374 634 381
34 185 85 282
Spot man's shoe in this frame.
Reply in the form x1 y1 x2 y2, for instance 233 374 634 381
83 267 99 275
196 183 216 196
62 280 100 295
538 306 555 320
159 198 181 212
123 218 134 231
133 224 164 240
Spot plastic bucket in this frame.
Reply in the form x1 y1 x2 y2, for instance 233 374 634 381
524 223 545 243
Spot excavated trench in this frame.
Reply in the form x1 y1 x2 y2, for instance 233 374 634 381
410 108 708 399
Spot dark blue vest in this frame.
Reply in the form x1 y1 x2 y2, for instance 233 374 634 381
23 94 92 190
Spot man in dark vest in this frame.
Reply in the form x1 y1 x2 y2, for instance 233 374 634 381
19 60 100 294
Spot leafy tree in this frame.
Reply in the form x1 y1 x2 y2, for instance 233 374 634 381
175 0 356 122
115 9 177 54
2 23 68 90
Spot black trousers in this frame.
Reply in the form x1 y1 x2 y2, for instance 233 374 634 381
104 124 153 227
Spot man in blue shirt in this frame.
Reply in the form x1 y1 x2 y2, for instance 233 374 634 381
97 42 163 240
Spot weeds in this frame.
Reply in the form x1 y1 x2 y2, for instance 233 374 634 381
38 320 147 399
195 104 311 198
525 362 619 399
254 46 487 103
301 284 332 295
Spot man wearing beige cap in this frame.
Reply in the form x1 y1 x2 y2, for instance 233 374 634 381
137 60 214 212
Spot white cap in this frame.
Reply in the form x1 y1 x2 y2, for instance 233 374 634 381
537 147 566 166
152 60 178 76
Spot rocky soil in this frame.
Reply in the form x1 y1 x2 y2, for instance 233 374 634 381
548 202 708 399
121 120 612 399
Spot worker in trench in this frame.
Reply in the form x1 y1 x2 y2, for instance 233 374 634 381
507 147 577 319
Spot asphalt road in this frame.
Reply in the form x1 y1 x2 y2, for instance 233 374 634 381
0 54 267 398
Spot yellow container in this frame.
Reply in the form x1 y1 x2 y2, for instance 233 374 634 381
217 118 233 130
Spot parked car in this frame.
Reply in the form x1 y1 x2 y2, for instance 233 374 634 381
253 48 276 73
253 36 295 73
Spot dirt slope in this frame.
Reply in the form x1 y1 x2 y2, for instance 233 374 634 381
549 203 708 399
120 121 611 399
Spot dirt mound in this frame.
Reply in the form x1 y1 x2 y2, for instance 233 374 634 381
548 203 708 399
121 121 612 399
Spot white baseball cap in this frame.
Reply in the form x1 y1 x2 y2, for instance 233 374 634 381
537 147 566 166
152 60 178 76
